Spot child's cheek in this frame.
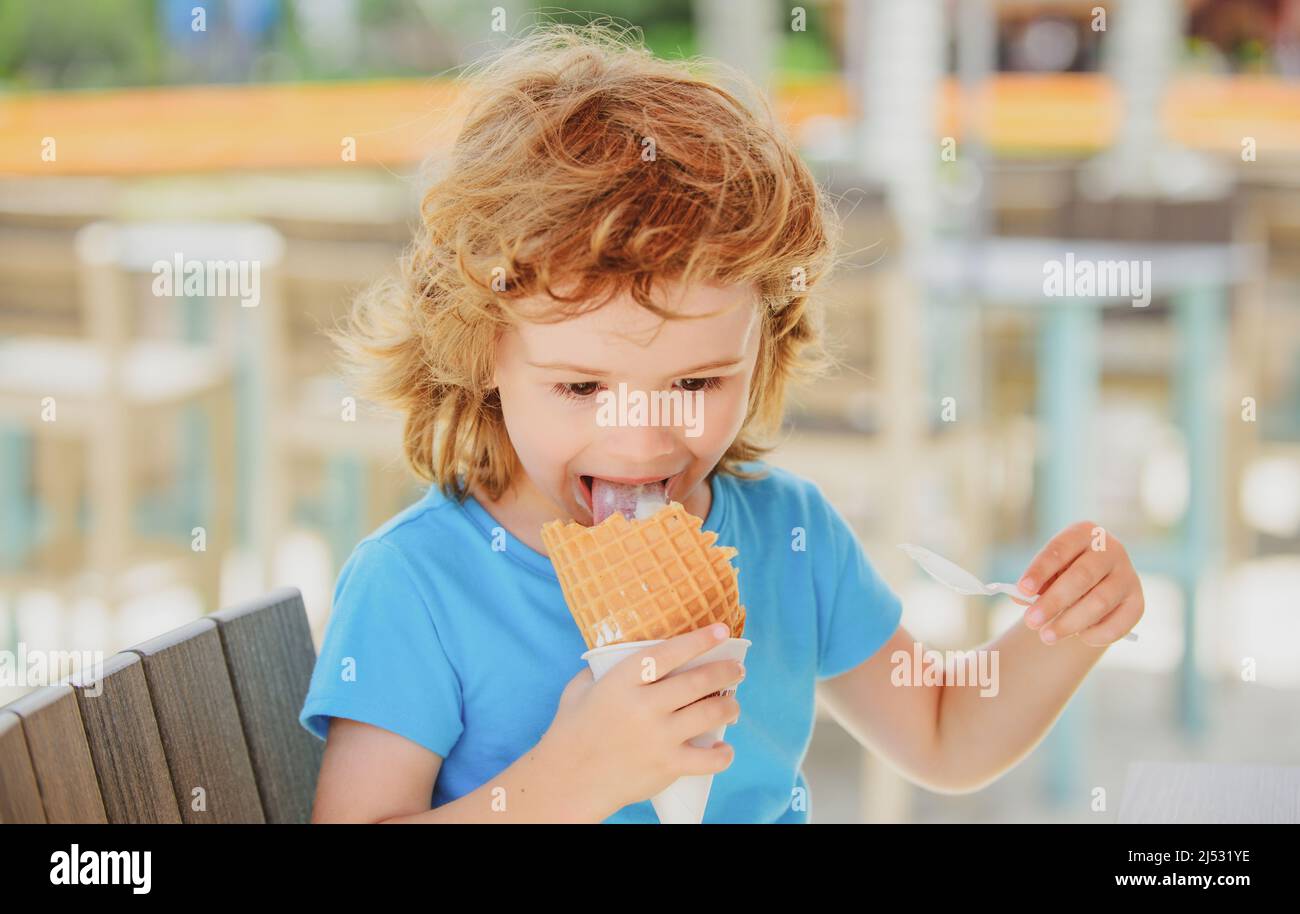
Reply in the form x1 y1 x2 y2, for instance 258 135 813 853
538 392 596 447
502 385 576 454
708 383 747 441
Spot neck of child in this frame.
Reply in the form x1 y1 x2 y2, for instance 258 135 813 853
472 473 713 558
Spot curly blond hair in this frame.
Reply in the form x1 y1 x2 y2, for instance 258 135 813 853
330 22 839 504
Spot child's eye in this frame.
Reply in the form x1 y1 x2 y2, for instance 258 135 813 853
676 376 723 392
550 377 723 401
552 381 602 400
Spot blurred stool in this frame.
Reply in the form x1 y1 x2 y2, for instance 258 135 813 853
279 374 405 570
266 218 418 574
0 220 275 633
0 177 121 338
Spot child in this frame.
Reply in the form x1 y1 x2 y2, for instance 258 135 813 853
298 25 1144 823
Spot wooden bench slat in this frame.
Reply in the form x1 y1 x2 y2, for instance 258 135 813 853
3 684 107 823
0 710 46 823
212 587 322 824
0 588 323 824
127 618 266 823
72 652 181 823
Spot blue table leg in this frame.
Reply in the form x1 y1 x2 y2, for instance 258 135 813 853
0 422 32 654
929 292 975 421
325 455 366 568
0 423 32 574
1037 299 1100 805
1175 286 1221 734
235 334 259 550
179 294 212 538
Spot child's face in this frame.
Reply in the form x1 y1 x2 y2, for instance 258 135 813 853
492 281 761 525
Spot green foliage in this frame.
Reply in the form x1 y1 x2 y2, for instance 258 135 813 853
0 0 836 89
0 0 161 88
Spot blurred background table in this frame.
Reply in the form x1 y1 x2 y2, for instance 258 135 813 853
3 0 1300 825
1118 761 1300 823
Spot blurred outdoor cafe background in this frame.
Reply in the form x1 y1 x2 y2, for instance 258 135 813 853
1 0 1299 823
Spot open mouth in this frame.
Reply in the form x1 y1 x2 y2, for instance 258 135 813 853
577 473 677 514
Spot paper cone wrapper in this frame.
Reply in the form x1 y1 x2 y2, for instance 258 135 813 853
582 636 751 824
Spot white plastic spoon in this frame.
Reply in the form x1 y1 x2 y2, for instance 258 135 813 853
898 543 1139 642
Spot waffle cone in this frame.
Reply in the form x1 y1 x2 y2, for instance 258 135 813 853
541 501 746 650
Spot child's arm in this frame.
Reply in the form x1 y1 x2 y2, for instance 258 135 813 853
924 615 1109 793
311 626 745 823
312 717 608 823
817 625 948 790
819 521 1143 794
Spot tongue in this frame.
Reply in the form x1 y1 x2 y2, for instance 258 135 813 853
591 478 668 524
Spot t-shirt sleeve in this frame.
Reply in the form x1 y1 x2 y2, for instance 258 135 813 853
299 538 465 758
811 486 904 681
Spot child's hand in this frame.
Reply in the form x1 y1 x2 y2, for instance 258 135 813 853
540 624 744 819
1013 520 1144 647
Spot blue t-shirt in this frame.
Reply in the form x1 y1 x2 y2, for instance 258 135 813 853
299 460 902 823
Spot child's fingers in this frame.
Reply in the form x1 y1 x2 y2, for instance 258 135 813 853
652 658 744 711
621 624 730 685
1036 574 1127 644
1009 570 1066 605
673 741 735 777
1024 549 1111 631
1024 566 1068 602
1017 521 1094 598
670 693 740 744
1077 593 1143 646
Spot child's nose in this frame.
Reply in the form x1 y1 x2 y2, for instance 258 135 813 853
598 422 678 462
